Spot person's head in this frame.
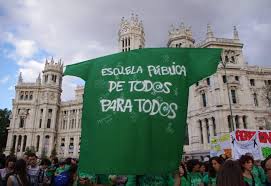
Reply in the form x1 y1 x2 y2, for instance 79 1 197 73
220 154 227 160
217 160 245 186
65 157 72 165
5 156 16 170
40 158 51 170
209 156 224 177
262 155 271 181
59 161 65 168
28 153 38 167
187 159 200 173
14 159 28 185
179 163 188 178
239 155 254 172
71 158 77 165
23 153 29 164
199 162 206 173
52 157 59 165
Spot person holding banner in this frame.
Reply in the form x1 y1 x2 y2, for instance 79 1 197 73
239 155 263 186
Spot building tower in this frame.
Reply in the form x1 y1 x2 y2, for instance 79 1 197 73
167 22 195 48
118 13 145 52
5 58 63 157
38 58 63 157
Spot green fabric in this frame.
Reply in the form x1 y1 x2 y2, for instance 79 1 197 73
138 175 170 186
181 176 190 186
243 175 263 186
64 48 221 175
203 174 216 186
188 172 203 186
252 166 266 183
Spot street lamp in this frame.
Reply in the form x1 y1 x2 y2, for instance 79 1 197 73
221 51 235 132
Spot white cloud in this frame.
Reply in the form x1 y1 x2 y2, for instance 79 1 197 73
61 76 84 101
17 59 44 82
0 75 10 84
8 86 14 91
5 32 38 59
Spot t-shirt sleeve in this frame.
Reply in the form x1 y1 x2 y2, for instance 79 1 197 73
187 48 222 86
64 60 91 81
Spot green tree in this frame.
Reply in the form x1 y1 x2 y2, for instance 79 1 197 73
0 108 11 153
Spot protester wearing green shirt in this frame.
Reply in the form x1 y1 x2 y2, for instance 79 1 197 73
179 163 190 186
240 155 263 186
252 164 266 184
203 156 224 186
186 159 203 186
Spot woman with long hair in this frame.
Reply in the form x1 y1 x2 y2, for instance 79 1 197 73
217 160 245 186
179 163 189 186
7 159 28 186
203 156 224 186
239 155 262 186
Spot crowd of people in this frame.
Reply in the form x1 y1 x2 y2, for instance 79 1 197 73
1 152 271 186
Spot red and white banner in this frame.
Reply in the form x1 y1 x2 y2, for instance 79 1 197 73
231 129 271 160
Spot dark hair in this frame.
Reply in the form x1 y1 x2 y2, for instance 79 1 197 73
209 156 224 178
239 155 254 171
204 161 209 172
217 160 245 186
52 157 59 164
40 158 51 166
262 154 271 172
186 159 200 172
28 152 37 158
15 159 29 186
5 156 16 167
180 163 188 179
65 157 72 165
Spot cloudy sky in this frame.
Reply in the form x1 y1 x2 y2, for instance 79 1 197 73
0 0 270 109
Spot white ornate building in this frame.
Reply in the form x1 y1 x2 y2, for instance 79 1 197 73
5 14 271 159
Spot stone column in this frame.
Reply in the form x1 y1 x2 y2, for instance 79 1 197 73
51 107 56 129
73 135 79 158
202 119 208 145
208 118 215 137
76 109 79 128
238 116 244 129
67 111 70 130
5 132 13 153
190 119 201 151
64 136 69 157
14 135 19 153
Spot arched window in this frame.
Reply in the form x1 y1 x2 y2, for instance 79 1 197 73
206 118 210 143
235 116 239 129
199 120 203 144
243 116 247 129
17 135 22 152
22 135 27 152
212 117 217 136
228 115 233 132
36 135 40 152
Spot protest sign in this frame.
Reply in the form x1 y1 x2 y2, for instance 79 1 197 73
64 48 221 174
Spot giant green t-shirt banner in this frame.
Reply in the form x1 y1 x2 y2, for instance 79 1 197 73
64 48 221 175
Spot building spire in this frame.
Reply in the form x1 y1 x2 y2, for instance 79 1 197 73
36 73 41 84
18 72 23 84
206 24 214 39
233 26 239 40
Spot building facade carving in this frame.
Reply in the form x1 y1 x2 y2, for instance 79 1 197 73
5 15 271 159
